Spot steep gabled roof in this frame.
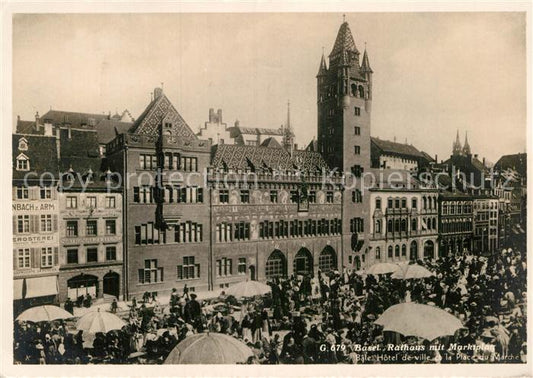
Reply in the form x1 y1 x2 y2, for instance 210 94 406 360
16 120 42 135
330 21 358 57
128 90 197 139
261 137 282 148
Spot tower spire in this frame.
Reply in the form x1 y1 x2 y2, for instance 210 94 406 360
453 129 463 156
463 131 471 155
317 50 328 76
361 45 373 73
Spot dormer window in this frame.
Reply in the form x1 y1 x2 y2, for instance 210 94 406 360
18 138 28 151
164 122 172 129
16 153 30 171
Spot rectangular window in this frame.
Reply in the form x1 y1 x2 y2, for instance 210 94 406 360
376 198 381 209
66 220 78 237
270 190 278 203
16 215 29 233
66 196 77 209
240 190 250 204
67 249 78 264
16 186 29 199
105 219 116 235
177 256 200 280
40 186 52 199
105 246 117 261
41 247 53 267
105 196 116 208
40 214 52 232
308 191 316 203
139 259 163 284
238 258 246 275
17 248 30 268
354 145 360 155
326 191 334 203
86 220 98 236
354 107 361 116
354 126 361 135
86 247 98 263
352 190 362 203
219 189 229 204
87 196 97 209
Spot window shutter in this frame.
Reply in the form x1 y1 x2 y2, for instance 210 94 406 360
52 215 58 232
31 248 39 268
54 247 59 266
13 215 17 235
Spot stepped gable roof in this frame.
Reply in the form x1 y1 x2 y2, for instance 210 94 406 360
12 134 58 180
371 137 425 159
16 120 42 135
93 119 132 144
41 109 109 128
495 153 527 178
128 90 197 139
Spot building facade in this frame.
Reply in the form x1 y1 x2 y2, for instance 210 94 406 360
367 172 439 267
12 134 61 314
438 192 474 256
472 196 499 255
197 108 232 146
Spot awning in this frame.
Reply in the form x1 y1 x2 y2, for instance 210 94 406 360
14 279 24 300
25 276 58 299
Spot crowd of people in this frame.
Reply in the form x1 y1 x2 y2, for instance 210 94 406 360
14 247 527 364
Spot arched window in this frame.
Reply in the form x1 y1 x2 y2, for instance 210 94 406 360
388 246 393 258
401 219 407 232
412 198 417 209
394 219 400 233
411 218 417 231
432 218 436 230
375 220 382 234
318 246 337 273
351 84 357 97
265 250 287 279
395 245 400 257
423 197 427 209
410 241 418 260
401 244 407 256
375 247 381 260
358 85 365 98
387 220 393 233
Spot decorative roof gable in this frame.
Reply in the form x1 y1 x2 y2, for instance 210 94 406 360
129 89 197 139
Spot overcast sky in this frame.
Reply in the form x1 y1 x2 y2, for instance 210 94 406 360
13 12 526 163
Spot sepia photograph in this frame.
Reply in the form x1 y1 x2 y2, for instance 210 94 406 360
2 4 531 377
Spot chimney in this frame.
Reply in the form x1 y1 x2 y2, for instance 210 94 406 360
67 126 72 140
434 154 438 162
217 109 222 123
35 111 40 130
294 143 298 150
235 119 240 127
209 108 215 122
55 126 61 158
483 157 486 167
17 115 20 122
154 87 163 100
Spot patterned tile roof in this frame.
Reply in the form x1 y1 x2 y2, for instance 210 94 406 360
128 90 197 139
234 126 284 136
211 145 330 173
330 21 358 57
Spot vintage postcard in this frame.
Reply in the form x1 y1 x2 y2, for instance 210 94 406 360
1 2 531 377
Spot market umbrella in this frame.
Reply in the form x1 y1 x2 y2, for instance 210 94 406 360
75 308 126 334
391 264 434 280
365 262 400 276
374 302 463 340
16 305 74 323
164 332 253 364
224 280 271 298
